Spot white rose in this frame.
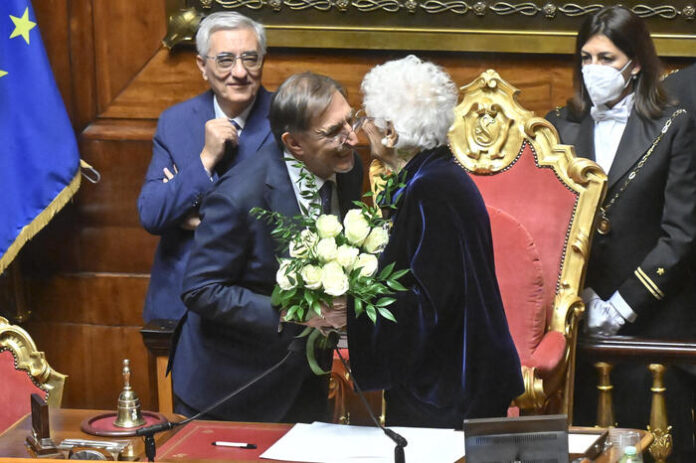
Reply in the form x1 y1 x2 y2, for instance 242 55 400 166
343 209 370 246
363 225 389 254
316 214 343 239
300 264 323 290
321 261 350 296
276 260 297 290
336 244 359 270
316 237 338 262
289 229 318 258
355 253 379 277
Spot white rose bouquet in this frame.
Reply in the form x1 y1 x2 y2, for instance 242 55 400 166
251 160 408 373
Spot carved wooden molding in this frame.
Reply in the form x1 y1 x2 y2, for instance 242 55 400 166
165 0 696 55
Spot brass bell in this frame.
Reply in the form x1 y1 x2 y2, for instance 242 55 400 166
113 359 146 428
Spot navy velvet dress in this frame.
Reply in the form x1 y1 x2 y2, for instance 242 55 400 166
347 145 524 429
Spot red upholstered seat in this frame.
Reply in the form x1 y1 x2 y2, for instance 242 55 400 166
0 317 66 434
449 70 607 418
0 350 47 432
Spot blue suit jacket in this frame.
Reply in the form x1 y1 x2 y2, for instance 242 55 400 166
172 142 363 422
138 88 274 322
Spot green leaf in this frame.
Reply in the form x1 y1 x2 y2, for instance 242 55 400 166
391 269 410 279
387 279 408 291
271 285 283 306
378 262 395 280
366 305 377 323
375 297 396 307
312 299 322 316
377 306 397 322
306 329 331 375
354 297 364 317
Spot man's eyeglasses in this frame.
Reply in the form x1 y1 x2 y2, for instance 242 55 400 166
316 110 370 147
204 52 263 72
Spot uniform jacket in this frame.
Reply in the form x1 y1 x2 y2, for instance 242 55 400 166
546 103 696 338
347 146 524 425
138 88 274 322
664 63 696 116
172 142 363 421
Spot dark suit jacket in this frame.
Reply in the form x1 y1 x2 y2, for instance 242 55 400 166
138 88 274 322
172 142 363 422
664 63 696 116
546 104 696 339
347 146 523 428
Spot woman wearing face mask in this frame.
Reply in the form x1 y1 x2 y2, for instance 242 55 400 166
546 6 696 461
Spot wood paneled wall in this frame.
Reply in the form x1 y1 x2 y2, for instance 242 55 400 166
11 0 692 411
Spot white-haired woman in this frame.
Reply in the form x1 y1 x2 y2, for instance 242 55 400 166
346 55 523 428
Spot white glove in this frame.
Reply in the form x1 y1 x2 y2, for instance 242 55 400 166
582 288 626 337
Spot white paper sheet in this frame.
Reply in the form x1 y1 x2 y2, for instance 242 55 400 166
260 421 465 463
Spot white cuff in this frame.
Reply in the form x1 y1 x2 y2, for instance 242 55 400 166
609 291 637 323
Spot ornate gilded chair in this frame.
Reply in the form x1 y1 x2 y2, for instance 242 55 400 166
0 316 66 433
447 70 607 419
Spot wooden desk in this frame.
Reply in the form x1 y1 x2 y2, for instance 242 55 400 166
0 409 651 462
0 408 179 460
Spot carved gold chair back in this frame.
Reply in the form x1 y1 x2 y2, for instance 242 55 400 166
447 69 607 419
0 316 66 433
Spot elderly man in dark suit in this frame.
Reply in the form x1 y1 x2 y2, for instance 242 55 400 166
170 72 363 421
138 12 274 323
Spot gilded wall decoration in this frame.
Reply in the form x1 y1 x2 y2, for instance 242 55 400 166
164 0 696 54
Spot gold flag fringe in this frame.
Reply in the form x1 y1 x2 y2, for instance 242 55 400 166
0 169 81 275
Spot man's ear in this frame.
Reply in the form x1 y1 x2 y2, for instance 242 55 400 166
384 121 398 148
281 132 304 159
196 55 208 81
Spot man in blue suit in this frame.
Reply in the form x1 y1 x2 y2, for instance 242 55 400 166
171 72 363 421
138 12 274 322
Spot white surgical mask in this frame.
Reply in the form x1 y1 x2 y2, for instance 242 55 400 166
582 60 633 106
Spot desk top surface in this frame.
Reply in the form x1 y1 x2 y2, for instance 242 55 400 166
0 408 650 463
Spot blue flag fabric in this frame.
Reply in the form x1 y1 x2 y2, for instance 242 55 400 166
0 0 80 274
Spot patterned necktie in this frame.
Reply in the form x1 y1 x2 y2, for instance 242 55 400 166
318 181 333 215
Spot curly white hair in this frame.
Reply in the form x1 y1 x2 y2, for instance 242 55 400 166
360 55 458 151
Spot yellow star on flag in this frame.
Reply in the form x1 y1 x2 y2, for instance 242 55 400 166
9 7 36 44
0 70 7 78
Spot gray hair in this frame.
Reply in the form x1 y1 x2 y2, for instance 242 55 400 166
361 55 458 151
196 12 267 57
269 72 346 145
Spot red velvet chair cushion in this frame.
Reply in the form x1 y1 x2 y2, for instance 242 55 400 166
474 142 577 382
473 142 578 326
0 350 47 434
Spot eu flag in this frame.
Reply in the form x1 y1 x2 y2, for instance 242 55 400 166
0 0 80 274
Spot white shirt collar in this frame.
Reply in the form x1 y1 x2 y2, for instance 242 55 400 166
283 151 338 216
213 95 255 131
592 93 634 174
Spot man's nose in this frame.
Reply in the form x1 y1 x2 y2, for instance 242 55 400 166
231 59 248 79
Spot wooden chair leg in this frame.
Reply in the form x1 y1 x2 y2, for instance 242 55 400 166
647 363 672 463
595 361 615 427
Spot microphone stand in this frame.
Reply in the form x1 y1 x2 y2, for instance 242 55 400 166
334 344 407 463
134 346 298 461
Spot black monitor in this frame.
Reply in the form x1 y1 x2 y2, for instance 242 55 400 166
464 414 569 463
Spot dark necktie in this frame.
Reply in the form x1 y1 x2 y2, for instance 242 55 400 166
319 181 333 215
215 120 241 177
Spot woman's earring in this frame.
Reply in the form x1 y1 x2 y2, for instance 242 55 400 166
381 137 390 147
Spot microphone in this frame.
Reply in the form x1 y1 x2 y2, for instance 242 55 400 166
136 339 300 461
334 346 408 463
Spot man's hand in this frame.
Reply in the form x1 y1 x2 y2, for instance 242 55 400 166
200 118 240 174
293 296 348 336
